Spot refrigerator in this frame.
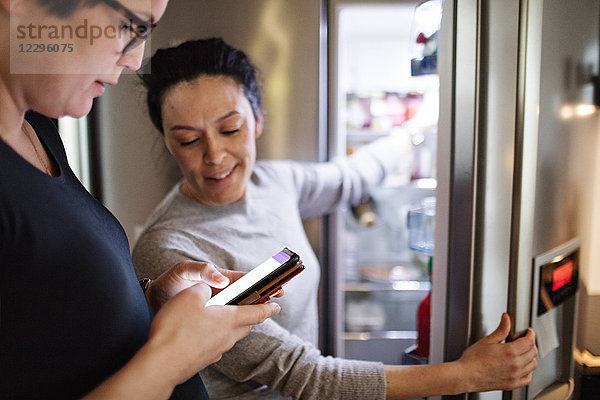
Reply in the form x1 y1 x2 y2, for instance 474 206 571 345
431 0 598 399
95 0 600 399
326 0 441 365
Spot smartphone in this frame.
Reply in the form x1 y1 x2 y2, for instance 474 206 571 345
205 247 304 306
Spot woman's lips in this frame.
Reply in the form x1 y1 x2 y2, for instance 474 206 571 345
206 165 237 184
94 80 117 97
209 168 234 180
94 81 105 96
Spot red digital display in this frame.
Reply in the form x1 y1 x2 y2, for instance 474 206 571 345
552 260 573 292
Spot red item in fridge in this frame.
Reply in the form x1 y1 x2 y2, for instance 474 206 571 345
416 32 428 44
413 291 431 358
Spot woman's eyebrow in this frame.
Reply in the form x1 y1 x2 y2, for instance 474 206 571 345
217 110 240 122
168 124 196 132
167 110 241 132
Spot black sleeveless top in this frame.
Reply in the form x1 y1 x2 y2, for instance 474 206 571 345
0 112 208 399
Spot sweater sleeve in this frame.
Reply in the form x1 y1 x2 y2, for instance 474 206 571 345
289 132 412 220
132 226 204 279
205 318 387 400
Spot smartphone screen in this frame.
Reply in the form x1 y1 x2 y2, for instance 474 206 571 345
205 248 300 306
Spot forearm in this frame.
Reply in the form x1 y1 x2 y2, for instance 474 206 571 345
385 314 538 399
83 342 178 400
350 131 412 179
211 320 386 399
384 361 466 399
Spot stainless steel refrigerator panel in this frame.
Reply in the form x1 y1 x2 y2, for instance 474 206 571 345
432 0 520 376
433 1 597 400
532 0 599 257
526 0 598 398
430 0 479 370
508 0 544 347
472 0 520 359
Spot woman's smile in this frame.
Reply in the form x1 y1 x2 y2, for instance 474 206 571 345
205 165 237 183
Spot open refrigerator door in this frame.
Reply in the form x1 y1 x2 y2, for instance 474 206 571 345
330 0 441 365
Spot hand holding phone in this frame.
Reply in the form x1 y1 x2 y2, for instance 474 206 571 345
205 248 304 306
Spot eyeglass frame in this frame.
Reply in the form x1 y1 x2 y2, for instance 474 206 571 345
101 0 157 54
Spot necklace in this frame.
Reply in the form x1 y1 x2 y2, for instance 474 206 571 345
22 122 52 176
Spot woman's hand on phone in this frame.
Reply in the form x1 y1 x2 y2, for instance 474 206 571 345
145 260 230 311
142 282 281 390
210 268 285 298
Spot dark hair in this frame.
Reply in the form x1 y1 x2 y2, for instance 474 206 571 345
139 38 263 134
36 0 101 17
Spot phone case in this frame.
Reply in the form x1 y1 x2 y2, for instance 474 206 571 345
206 248 305 306
237 261 305 305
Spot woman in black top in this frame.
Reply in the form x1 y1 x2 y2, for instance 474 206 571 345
0 1 280 399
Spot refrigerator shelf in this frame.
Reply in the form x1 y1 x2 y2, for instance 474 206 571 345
345 287 428 332
344 330 417 341
344 280 431 292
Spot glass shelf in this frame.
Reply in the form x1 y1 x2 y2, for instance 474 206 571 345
344 280 431 292
344 330 417 341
